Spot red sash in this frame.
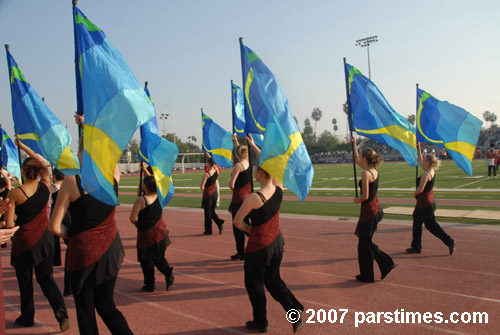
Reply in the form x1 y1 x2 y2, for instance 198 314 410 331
66 208 117 271
359 195 379 223
416 190 434 209
231 182 251 204
137 217 167 250
11 204 48 257
246 211 280 253
203 183 217 200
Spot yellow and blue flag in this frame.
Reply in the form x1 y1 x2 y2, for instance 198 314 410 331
417 88 482 176
0 127 21 180
139 85 178 208
345 62 418 166
201 111 233 168
74 6 154 205
240 41 313 201
6 48 80 176
231 82 263 147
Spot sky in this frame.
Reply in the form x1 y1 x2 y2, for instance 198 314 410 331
1 0 499 151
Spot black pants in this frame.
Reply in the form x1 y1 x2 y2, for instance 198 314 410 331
138 239 172 287
231 203 249 255
14 248 67 321
488 166 496 177
244 240 303 325
203 194 223 234
357 236 394 282
411 215 453 251
53 234 62 266
73 275 133 335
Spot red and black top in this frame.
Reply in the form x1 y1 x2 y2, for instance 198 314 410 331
136 197 167 250
231 164 252 205
11 182 53 267
202 170 218 201
66 176 124 295
355 177 383 238
413 175 437 221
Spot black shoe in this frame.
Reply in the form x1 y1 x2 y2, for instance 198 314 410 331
166 267 175 291
355 275 374 283
15 315 34 327
56 311 70 332
1 242 6 248
218 222 224 234
142 285 155 292
245 320 268 333
292 310 303 334
406 247 421 254
230 253 244 261
448 239 455 255
203 231 212 235
381 264 397 280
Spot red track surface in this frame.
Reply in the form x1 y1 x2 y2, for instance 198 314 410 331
2 206 499 334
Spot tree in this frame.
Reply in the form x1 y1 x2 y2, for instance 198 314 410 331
342 101 349 115
127 138 139 157
302 117 314 148
316 130 338 153
332 118 338 134
483 111 497 129
311 107 323 136
406 115 415 125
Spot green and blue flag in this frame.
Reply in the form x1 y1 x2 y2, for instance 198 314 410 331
202 111 233 168
417 88 482 176
74 6 154 205
231 82 263 147
240 41 313 201
345 62 418 166
0 127 21 180
6 48 80 175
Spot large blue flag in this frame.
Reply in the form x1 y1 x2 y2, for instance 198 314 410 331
0 127 21 180
231 82 263 147
240 41 313 201
74 6 154 205
139 84 178 208
201 111 233 168
6 48 80 175
417 88 482 176
345 62 418 166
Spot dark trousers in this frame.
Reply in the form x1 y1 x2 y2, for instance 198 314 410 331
488 166 496 177
14 248 67 321
244 249 303 325
411 215 452 251
357 236 394 282
231 203 248 255
139 239 172 287
203 195 223 234
73 276 133 335
53 234 62 266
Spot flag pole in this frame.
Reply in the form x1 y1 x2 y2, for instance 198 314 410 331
201 108 207 170
239 37 255 193
138 82 147 196
343 57 358 197
415 83 419 189
72 0 83 139
5 44 24 184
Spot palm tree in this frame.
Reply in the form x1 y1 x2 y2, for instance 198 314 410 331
311 107 322 136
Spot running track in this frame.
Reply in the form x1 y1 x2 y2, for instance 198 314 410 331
2 206 499 334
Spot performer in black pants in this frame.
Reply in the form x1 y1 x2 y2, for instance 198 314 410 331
130 175 174 292
233 136 304 334
0 169 11 249
406 143 454 255
351 136 396 283
228 134 252 260
200 157 224 235
4 139 69 331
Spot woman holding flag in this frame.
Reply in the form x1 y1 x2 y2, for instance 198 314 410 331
0 169 12 248
4 139 70 330
351 136 396 283
406 143 455 255
200 157 224 235
49 115 133 335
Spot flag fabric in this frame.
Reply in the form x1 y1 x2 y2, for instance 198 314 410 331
417 88 482 176
0 127 21 180
345 62 418 166
201 111 233 168
231 82 263 147
139 85 178 208
6 49 80 176
240 41 313 201
74 6 154 205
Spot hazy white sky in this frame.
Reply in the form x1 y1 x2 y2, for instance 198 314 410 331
1 0 499 149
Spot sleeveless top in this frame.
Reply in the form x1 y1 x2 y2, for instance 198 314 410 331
11 182 53 265
0 188 8 221
246 187 283 253
231 164 252 205
202 170 218 200
413 174 437 220
355 175 383 238
136 197 167 249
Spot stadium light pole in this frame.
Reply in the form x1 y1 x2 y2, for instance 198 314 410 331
355 35 378 79
160 113 169 138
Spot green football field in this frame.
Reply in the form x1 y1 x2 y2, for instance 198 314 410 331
119 160 500 224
